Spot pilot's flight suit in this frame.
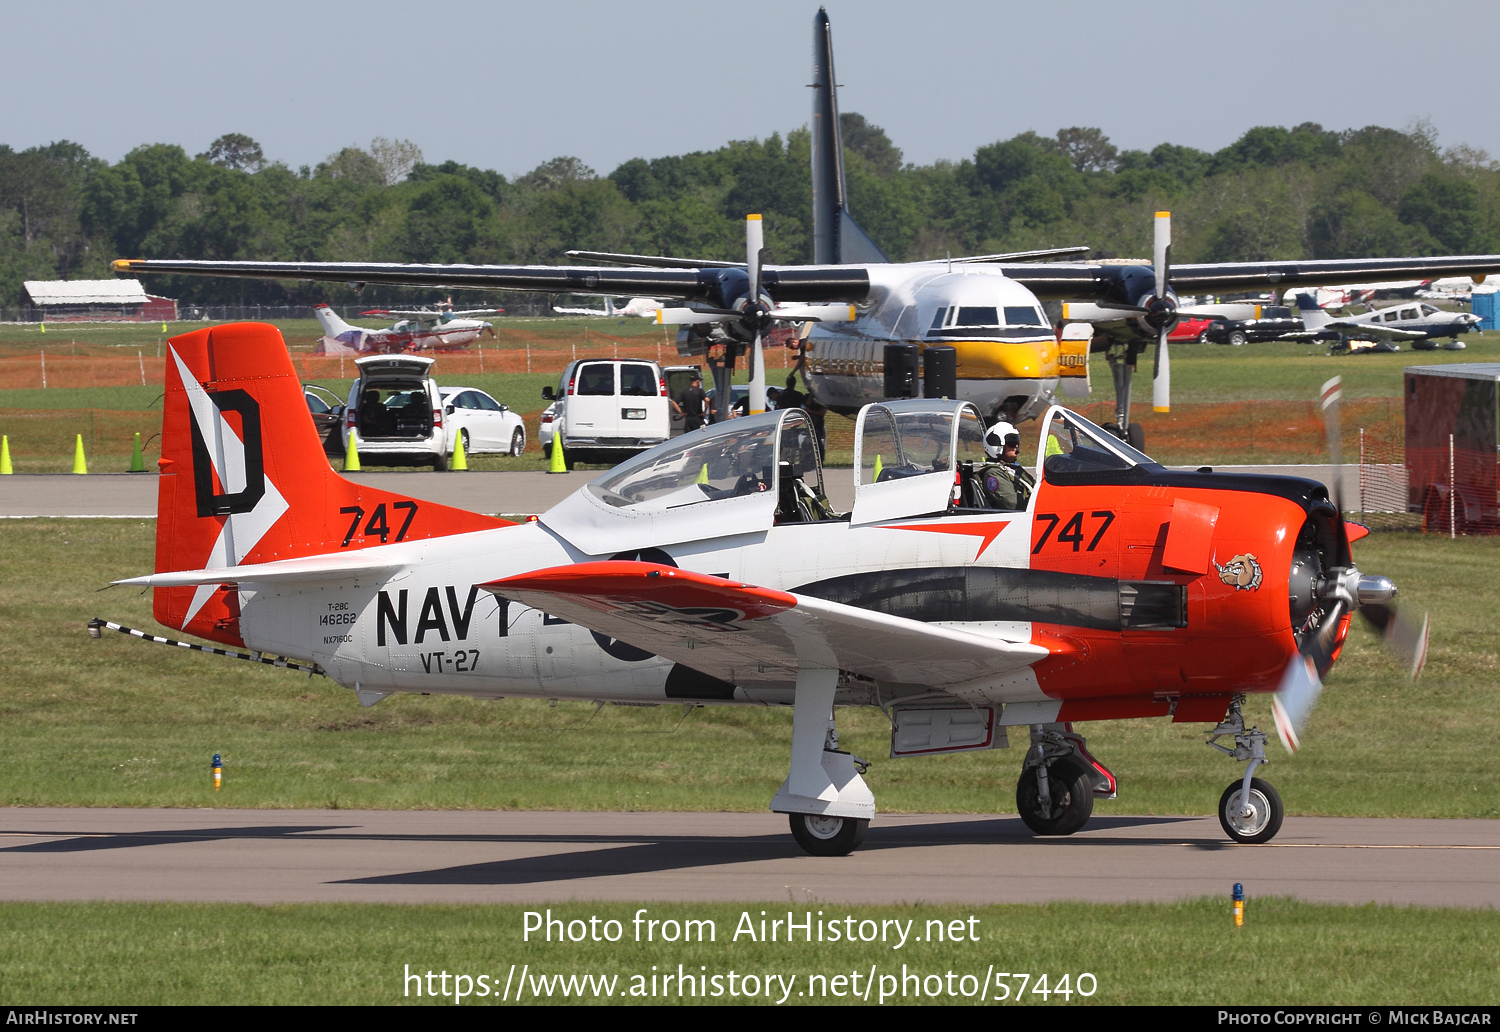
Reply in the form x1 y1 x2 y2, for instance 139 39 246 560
971 461 1034 510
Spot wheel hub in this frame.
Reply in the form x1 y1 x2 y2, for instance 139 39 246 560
803 814 844 840
1224 789 1269 836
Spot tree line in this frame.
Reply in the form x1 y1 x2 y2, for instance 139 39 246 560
2 117 1498 308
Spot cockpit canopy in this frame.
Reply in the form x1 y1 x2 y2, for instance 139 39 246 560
851 399 987 524
541 408 827 554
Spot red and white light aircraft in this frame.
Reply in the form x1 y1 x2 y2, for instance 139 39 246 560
312 301 500 355
104 323 1425 855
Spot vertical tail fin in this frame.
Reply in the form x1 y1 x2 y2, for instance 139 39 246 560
154 322 507 646
810 8 888 266
1292 290 1331 329
313 303 366 355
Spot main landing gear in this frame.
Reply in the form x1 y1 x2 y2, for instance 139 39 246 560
1016 724 1116 836
775 669 874 857
1207 696 1285 844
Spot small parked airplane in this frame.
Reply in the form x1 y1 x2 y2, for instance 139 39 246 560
312 302 500 355
552 297 664 318
1280 292 1477 351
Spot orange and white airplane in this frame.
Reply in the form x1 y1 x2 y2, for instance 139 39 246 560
100 323 1425 855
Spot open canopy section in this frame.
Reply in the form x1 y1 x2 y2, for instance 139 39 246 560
541 409 831 554
851 399 987 525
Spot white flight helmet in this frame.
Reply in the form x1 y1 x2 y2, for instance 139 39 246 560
984 421 1020 460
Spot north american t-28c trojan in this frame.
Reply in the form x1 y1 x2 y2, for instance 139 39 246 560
99 324 1427 854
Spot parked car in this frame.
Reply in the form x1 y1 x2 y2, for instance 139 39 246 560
1168 316 1225 343
340 355 449 470
540 358 671 466
439 386 527 457
1200 305 1303 346
303 384 345 454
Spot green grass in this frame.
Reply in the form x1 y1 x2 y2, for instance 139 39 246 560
0 899 1495 1004
1 520 1495 817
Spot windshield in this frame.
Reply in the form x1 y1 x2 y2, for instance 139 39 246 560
589 420 778 510
859 406 954 485
1042 409 1153 479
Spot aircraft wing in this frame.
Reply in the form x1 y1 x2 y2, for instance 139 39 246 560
114 552 405 588
997 255 1500 302
115 254 1500 309
483 562 1048 687
110 258 869 305
1280 320 1427 341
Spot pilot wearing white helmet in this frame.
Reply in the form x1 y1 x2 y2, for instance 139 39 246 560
968 420 1034 510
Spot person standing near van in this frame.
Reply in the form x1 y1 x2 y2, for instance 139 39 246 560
675 373 707 432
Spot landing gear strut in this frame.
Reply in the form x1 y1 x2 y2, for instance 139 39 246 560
1016 724 1114 836
773 668 874 857
1207 696 1285 844
1104 342 1145 451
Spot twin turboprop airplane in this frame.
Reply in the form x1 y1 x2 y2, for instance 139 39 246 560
103 322 1427 855
115 8 1500 444
312 301 500 355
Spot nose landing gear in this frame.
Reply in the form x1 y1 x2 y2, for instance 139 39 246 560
1207 696 1285 844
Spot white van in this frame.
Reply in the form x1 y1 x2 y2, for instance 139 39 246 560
541 359 672 467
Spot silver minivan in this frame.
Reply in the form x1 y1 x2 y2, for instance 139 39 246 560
541 359 672 467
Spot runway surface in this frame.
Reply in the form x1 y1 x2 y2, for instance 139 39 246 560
2 809 1495 906
3 464 1362 518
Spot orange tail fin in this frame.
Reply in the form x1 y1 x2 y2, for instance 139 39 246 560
155 322 507 646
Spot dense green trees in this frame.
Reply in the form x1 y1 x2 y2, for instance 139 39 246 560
3 119 1499 308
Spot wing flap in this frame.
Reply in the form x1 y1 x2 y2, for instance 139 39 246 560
483 562 1047 686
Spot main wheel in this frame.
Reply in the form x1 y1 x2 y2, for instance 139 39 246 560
1016 760 1094 836
509 427 526 457
788 813 869 857
1218 777 1284 844
1126 422 1145 451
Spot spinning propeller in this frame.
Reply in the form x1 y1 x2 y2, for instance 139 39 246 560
1270 375 1430 752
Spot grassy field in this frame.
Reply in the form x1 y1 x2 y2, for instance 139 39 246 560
0 899 1495 1005
0 519 1494 817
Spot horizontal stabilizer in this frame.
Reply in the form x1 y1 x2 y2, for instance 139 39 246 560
116 551 404 588
482 561 1047 687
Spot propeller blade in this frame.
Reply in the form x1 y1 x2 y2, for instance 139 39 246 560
1153 210 1171 301
1152 326 1170 412
1320 376 1345 515
770 303 856 322
1271 654 1324 754
749 331 766 415
1359 604 1431 680
652 307 736 326
746 214 764 303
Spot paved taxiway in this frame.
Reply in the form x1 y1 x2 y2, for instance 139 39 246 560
3 465 1368 518
2 809 1494 906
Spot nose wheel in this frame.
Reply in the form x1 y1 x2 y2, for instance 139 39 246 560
1207 696 1285 844
1218 777 1284 844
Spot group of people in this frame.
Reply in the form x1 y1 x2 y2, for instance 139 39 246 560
672 371 828 456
